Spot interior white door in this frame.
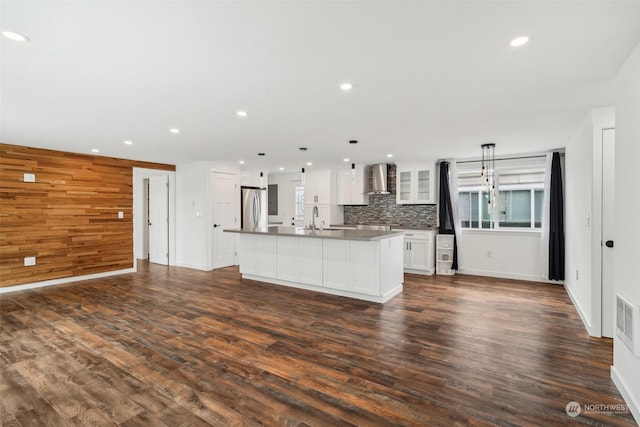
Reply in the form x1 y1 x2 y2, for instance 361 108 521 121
601 128 615 338
211 172 237 269
148 175 169 265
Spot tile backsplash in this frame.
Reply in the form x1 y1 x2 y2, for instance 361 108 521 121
343 194 437 228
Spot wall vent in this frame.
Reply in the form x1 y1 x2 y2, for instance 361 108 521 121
616 294 640 357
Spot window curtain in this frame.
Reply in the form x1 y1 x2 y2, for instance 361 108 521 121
539 153 552 279
438 161 460 270
548 152 565 280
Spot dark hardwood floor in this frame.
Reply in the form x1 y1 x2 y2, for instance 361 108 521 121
0 261 635 426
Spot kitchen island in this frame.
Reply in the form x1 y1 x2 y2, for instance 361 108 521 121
224 226 404 303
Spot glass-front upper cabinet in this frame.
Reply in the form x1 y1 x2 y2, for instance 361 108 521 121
398 170 412 202
396 163 436 204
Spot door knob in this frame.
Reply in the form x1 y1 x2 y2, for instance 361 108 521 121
605 240 614 248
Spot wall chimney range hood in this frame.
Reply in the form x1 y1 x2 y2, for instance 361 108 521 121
368 164 391 194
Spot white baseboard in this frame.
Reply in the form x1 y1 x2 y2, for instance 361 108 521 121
611 365 640 425
457 268 562 284
0 267 136 294
563 282 597 337
175 261 212 271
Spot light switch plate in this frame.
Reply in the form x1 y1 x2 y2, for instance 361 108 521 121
24 173 35 182
24 257 36 266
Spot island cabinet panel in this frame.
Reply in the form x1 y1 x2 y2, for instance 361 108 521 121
322 240 351 291
276 236 322 286
239 234 276 278
349 241 381 296
299 239 323 286
276 236 299 282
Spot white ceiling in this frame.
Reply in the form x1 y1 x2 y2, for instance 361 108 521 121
2 1 640 172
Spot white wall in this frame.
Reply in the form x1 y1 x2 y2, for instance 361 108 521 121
132 168 177 266
611 41 640 424
267 172 302 226
176 161 241 270
563 106 615 336
458 230 547 282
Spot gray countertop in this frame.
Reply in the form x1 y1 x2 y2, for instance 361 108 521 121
225 226 405 241
330 224 438 231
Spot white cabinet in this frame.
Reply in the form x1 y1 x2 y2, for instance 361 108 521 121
396 162 436 204
239 234 277 278
399 229 435 275
436 234 455 275
276 236 323 286
305 169 334 205
323 239 385 296
235 231 404 303
336 165 369 205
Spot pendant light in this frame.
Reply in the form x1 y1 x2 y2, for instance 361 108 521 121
351 163 356 183
481 143 496 214
301 167 305 185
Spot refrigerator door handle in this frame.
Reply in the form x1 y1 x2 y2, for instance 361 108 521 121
253 193 258 227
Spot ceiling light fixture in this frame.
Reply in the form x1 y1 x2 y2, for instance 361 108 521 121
349 140 358 144
340 82 353 91
481 143 496 214
124 140 133 145
344 158 349 162
2 31 30 43
237 110 248 117
510 36 529 47
306 162 312 166
91 148 100 153
279 167 284 171
239 160 245 165
170 128 180 134
258 152 266 156
387 154 393 158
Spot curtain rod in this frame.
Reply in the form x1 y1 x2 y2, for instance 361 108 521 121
455 152 564 165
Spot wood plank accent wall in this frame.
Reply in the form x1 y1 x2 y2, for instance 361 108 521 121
0 144 175 288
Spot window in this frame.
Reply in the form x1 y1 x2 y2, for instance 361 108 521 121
458 164 545 230
294 186 305 219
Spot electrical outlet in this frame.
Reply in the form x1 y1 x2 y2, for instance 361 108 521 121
118 211 124 219
23 173 35 182
24 256 36 266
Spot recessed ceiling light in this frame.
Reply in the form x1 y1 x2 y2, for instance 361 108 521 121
387 154 393 158
2 31 30 43
124 140 133 145
349 140 358 144
170 128 180 134
91 148 100 153
306 162 312 166
299 147 308 151
237 110 248 117
258 153 266 156
344 158 350 162
510 36 529 47
340 82 353 91
279 167 284 171
239 160 245 165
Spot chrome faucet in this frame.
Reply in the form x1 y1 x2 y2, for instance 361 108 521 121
311 205 319 230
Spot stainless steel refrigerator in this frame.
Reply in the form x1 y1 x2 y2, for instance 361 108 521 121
241 186 267 229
